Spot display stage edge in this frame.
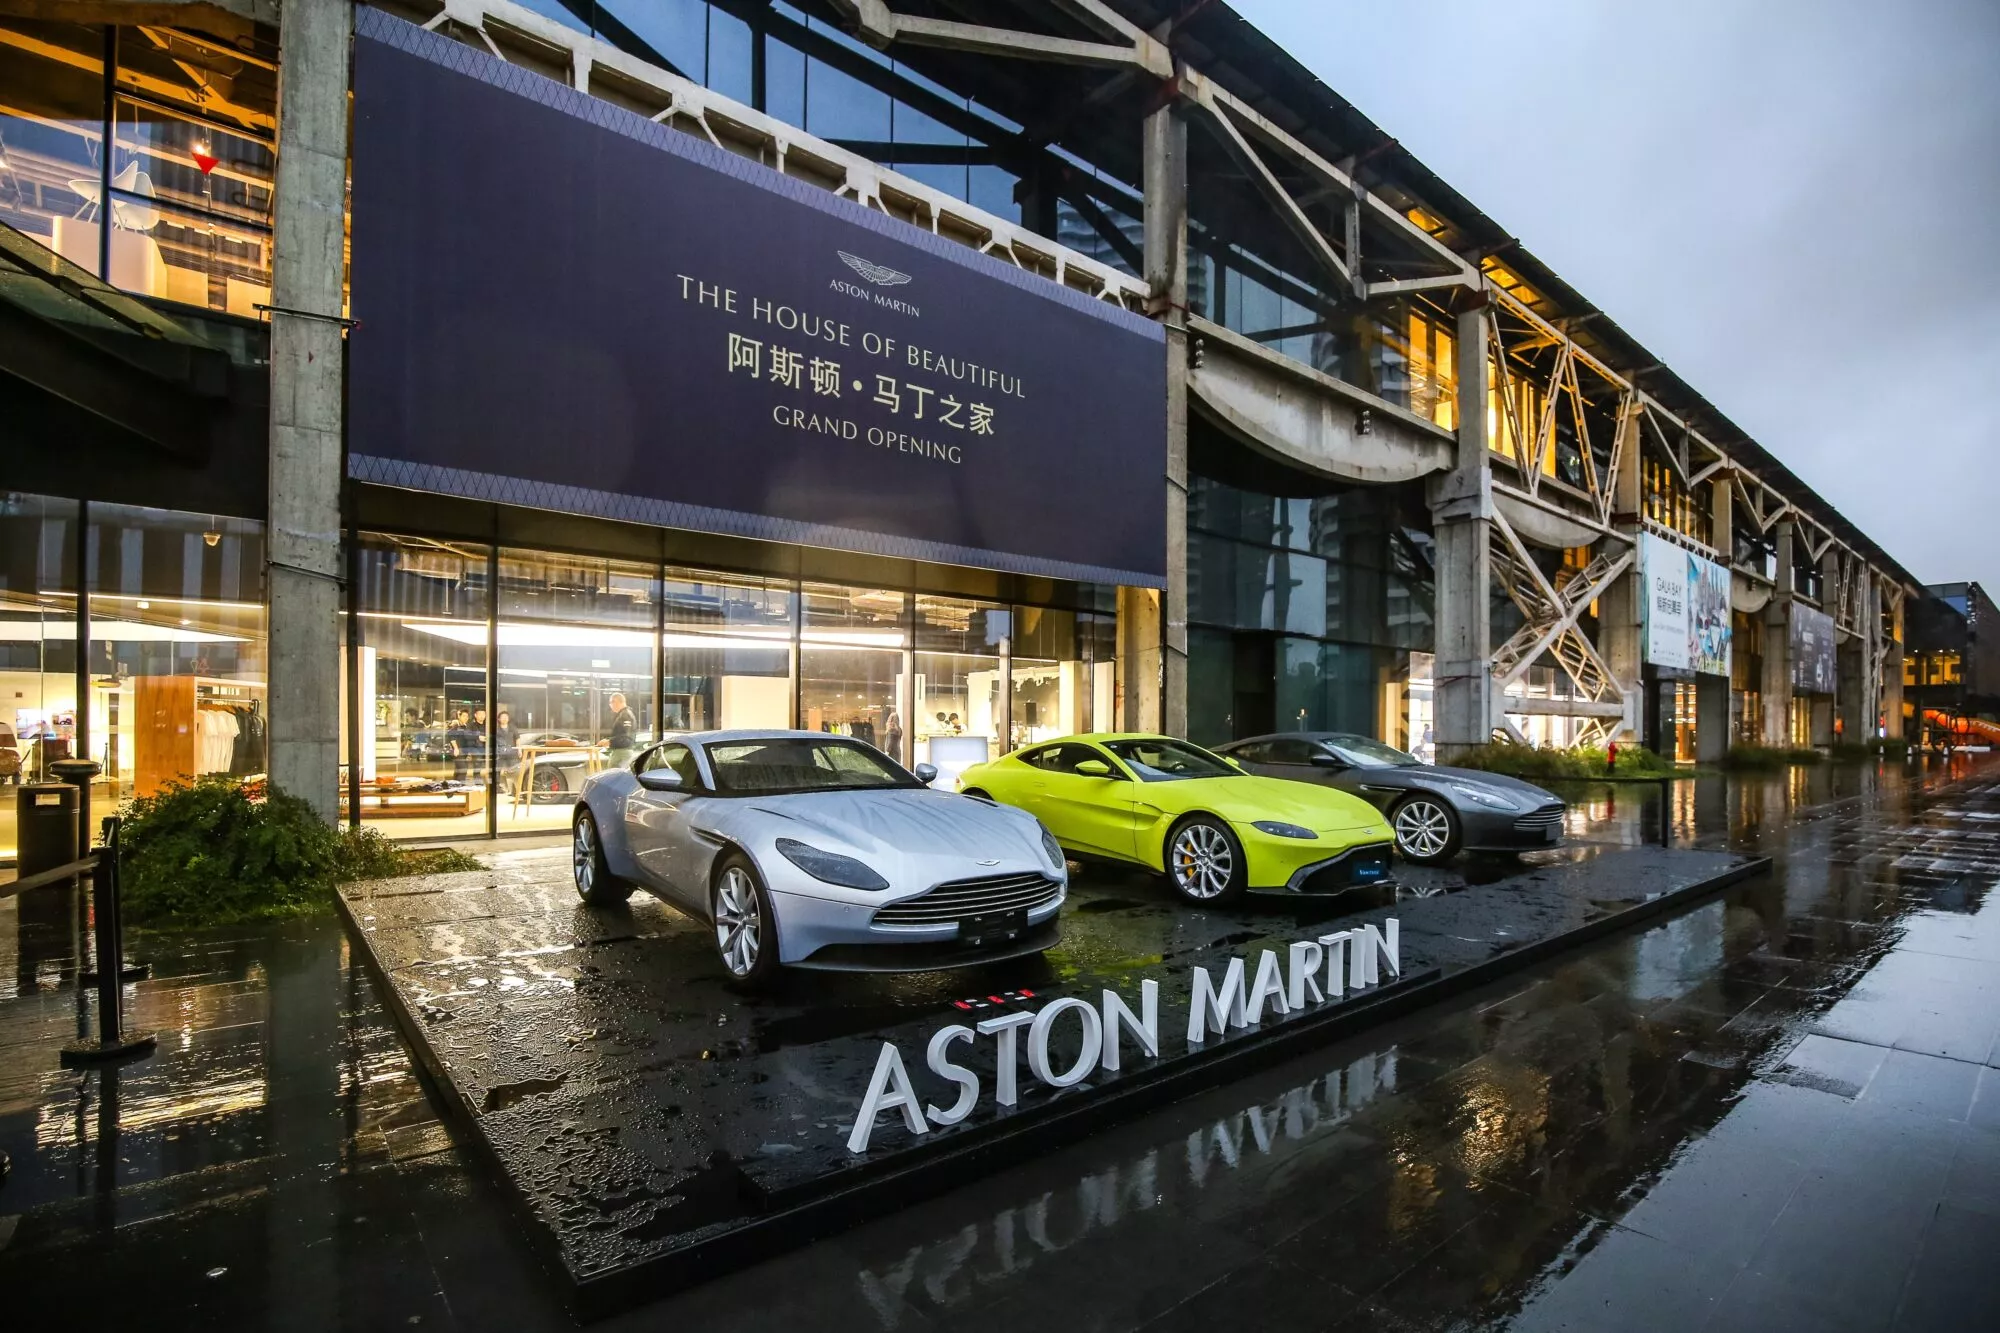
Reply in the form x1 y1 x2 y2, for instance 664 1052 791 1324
337 840 1768 1318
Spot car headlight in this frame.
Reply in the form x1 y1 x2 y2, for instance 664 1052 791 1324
1251 820 1317 839
1448 783 1517 811
1040 825 1067 869
774 837 889 891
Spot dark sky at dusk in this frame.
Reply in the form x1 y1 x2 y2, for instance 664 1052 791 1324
1231 0 2000 593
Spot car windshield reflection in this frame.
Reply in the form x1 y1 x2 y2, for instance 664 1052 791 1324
703 737 920 796
1102 738 1238 782
1324 734 1424 769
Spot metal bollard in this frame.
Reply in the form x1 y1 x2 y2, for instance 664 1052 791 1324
1659 776 1673 848
61 816 156 1067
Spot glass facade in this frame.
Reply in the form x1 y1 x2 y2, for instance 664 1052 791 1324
1185 471 1435 749
1 494 267 860
338 536 1114 841
0 18 277 314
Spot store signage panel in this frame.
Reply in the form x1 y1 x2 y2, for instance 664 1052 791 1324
347 12 1167 587
1791 603 1838 694
1642 533 1731 676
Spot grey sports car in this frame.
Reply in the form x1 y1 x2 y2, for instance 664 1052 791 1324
1212 732 1566 865
572 729 1067 985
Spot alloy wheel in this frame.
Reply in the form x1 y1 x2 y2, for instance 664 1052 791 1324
573 815 596 894
715 867 762 977
1170 823 1235 900
1394 800 1453 859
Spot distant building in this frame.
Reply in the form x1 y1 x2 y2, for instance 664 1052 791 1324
1907 583 2000 733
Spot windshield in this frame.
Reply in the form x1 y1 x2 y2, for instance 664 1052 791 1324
1323 734 1422 769
1102 738 1239 782
703 738 920 796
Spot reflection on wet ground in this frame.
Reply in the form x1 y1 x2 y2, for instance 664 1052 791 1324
0 752 1993 1329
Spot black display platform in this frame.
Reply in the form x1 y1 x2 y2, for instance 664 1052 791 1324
338 842 1767 1316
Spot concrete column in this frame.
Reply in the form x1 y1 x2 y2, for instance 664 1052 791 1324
1600 396 1645 741
1762 521 1795 746
1143 101 1189 738
1881 592 1906 739
1710 475 1733 561
1430 301 1493 758
1116 586 1161 732
1696 672 1730 763
266 0 352 820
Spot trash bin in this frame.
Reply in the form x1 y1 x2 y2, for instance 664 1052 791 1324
16 781 77 879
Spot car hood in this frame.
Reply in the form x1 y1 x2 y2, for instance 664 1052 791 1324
1161 776 1386 833
714 786 1046 862
1372 765 1560 806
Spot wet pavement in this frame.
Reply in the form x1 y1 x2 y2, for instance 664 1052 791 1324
1 753 1996 1329
333 818 1756 1301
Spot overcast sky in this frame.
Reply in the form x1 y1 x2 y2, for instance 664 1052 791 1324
1229 0 2000 593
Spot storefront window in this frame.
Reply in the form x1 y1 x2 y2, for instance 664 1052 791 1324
0 21 277 312
800 582 907 763
662 568 795 734
86 504 267 810
913 596 1005 770
1007 606 1115 750
494 550 658 832
351 535 490 836
0 20 107 277
0 494 80 860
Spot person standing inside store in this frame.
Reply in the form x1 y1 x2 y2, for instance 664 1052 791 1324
495 709 519 792
606 692 638 770
883 709 904 764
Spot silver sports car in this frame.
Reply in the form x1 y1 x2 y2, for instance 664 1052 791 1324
571 730 1067 985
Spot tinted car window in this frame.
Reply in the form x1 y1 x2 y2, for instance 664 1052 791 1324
1263 739 1322 765
1025 742 1116 775
1227 740 1273 763
705 737 918 795
1102 738 1236 782
641 742 701 785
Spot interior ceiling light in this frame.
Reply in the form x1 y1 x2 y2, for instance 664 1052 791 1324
204 518 222 547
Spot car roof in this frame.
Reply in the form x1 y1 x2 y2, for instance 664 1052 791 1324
663 729 870 745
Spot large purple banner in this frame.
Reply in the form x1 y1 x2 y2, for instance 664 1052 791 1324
347 10 1167 586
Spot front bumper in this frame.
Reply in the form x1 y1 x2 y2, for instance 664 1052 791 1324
1234 819 1397 892
770 883 1065 969
1278 841 1396 893
1460 802 1567 853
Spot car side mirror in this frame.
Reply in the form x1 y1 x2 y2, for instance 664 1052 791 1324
635 769 685 792
1074 759 1113 778
1310 753 1347 769
913 762 940 784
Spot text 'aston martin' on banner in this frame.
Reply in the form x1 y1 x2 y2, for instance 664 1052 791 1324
345 9 1167 587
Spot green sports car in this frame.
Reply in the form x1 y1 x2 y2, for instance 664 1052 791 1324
956 733 1396 904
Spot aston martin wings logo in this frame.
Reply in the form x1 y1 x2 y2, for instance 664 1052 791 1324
838 250 913 287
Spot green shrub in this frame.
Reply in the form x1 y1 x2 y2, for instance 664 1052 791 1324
1721 745 1823 770
337 826 484 880
1455 740 1679 780
117 776 484 926
1873 738 1910 759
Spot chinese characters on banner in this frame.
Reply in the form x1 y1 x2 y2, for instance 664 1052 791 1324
1642 532 1732 676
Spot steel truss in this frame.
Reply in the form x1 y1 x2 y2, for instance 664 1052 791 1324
1487 505 1633 746
400 0 1910 735
407 0 1152 311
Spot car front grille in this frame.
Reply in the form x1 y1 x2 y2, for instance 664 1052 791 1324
872 872 1063 926
1513 803 1566 834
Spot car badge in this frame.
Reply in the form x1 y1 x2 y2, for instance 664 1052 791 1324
838 250 913 287
976 858 1000 866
